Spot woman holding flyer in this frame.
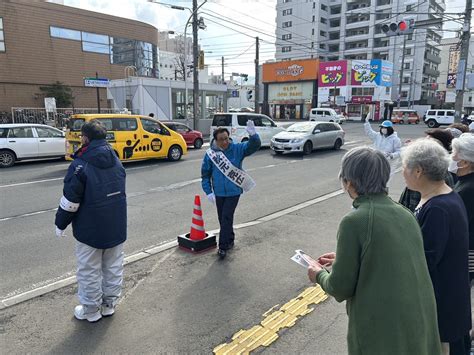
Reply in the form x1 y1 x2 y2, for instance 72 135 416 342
307 147 442 355
201 120 261 259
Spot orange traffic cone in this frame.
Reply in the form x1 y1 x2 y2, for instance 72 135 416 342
189 195 206 240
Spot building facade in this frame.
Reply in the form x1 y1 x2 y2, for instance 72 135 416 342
0 0 159 112
437 37 474 113
274 0 444 107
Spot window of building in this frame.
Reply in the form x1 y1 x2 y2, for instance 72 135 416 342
312 28 315 35
321 17 327 24
282 8 293 16
311 42 314 49
328 44 339 52
0 18 4 52
407 34 413 41
282 46 292 52
282 33 292 40
351 87 375 96
312 15 315 22
321 4 327 11
50 26 81 41
319 43 325 49
401 91 408 98
314 3 316 9
406 4 414 11
329 32 340 40
320 30 327 37
82 31 110 54
403 77 410 83
375 11 390 20
404 48 412 55
404 62 410 69
283 0 292 3
282 21 292 28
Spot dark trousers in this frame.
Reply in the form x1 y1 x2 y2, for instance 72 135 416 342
215 195 240 250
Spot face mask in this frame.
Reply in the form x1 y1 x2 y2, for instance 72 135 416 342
448 158 460 174
381 128 388 135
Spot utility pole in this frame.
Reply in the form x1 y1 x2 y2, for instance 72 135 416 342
221 56 224 84
95 72 101 113
454 0 472 122
397 36 407 109
192 0 199 130
255 36 260 113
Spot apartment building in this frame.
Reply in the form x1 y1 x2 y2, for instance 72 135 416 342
275 0 445 106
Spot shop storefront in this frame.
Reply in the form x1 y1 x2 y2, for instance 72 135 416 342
317 59 393 121
262 59 319 120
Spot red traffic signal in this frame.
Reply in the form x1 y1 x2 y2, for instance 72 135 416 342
398 21 407 31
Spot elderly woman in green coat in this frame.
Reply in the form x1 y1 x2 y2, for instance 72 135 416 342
307 147 442 355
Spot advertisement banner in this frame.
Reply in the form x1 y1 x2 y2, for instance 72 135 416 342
447 45 460 88
351 60 380 86
262 59 319 83
378 60 393 87
447 73 457 89
318 60 348 87
268 82 313 103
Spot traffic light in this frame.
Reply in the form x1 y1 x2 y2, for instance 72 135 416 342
381 19 415 36
198 50 205 70
246 90 253 101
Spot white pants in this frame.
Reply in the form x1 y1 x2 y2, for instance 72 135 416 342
75 241 124 308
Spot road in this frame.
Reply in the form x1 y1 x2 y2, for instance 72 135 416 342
0 122 429 353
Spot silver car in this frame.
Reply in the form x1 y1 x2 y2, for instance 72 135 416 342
270 121 344 155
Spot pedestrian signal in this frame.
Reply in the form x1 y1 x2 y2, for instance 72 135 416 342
246 90 253 101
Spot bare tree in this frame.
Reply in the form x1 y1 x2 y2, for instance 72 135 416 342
173 54 187 81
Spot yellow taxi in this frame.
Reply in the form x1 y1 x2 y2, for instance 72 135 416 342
65 114 187 162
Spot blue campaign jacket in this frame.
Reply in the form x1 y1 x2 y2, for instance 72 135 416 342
55 139 127 249
201 134 261 197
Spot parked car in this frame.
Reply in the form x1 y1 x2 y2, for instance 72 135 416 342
391 109 420 124
211 112 285 147
0 123 65 168
309 108 345 124
162 121 203 149
66 114 187 162
270 121 344 155
423 109 455 128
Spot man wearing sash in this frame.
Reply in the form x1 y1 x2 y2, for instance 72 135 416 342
201 120 261 259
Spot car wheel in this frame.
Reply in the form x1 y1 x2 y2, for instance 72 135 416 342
0 150 16 168
194 138 203 149
399 120 404 124
303 141 313 155
333 138 343 150
427 119 437 128
415 120 420 124
167 145 182 161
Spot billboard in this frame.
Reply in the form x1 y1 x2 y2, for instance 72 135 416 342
351 59 393 87
318 60 348 87
262 59 319 83
447 45 460 89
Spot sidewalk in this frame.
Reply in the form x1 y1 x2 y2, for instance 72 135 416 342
1 174 408 354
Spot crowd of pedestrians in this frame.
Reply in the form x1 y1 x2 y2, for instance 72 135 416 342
54 116 474 354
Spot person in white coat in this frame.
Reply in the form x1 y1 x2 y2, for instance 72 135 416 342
364 115 401 160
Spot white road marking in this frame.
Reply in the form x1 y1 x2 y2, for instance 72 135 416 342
0 178 64 189
0 186 349 309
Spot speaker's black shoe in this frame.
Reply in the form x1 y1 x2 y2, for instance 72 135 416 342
217 248 227 259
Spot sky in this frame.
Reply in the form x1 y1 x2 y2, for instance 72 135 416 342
57 0 466 83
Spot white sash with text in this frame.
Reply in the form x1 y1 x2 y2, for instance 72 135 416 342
206 148 256 193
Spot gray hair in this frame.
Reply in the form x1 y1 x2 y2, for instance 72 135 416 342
339 147 390 195
401 139 449 181
452 133 474 164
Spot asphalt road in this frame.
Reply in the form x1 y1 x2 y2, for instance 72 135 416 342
0 122 427 299
1 122 431 354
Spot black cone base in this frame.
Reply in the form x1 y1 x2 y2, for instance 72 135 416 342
177 232 217 253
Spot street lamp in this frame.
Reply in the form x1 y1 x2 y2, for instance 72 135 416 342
148 0 207 129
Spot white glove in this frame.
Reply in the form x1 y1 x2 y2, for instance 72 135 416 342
207 193 216 204
246 120 256 136
55 226 66 238
384 152 393 160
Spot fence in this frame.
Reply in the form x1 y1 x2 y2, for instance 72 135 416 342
1 108 133 128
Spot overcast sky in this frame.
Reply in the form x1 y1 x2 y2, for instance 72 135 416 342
57 0 466 82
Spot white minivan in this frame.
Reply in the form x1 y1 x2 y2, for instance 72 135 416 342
211 113 285 147
423 109 455 128
309 108 345 124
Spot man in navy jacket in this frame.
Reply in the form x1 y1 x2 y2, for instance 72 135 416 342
55 121 127 322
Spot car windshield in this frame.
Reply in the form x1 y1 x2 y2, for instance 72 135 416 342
287 123 315 132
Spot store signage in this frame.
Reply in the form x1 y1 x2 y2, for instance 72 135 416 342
318 60 348 87
268 82 313 102
262 59 319 83
352 95 372 103
351 60 393 87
